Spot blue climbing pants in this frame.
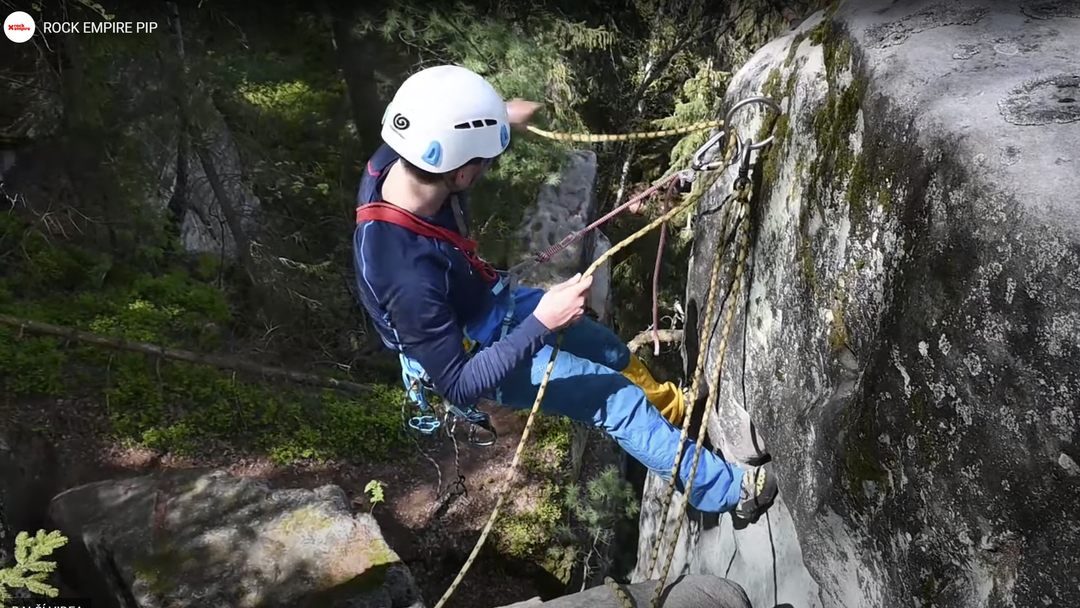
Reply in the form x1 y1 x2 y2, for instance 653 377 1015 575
481 286 746 514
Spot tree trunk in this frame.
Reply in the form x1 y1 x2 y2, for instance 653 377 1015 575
164 2 255 278
191 137 255 274
325 2 389 156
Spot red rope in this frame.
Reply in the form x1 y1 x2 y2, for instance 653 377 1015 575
532 172 681 263
652 186 673 356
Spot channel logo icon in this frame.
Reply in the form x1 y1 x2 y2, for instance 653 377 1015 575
5 11 36 43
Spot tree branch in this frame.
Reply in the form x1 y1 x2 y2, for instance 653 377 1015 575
0 314 375 394
627 328 683 353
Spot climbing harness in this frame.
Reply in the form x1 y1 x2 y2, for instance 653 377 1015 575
356 200 512 448
355 202 500 283
427 96 784 608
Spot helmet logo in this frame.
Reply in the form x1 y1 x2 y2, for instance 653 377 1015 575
391 113 411 131
421 141 443 167
500 124 510 149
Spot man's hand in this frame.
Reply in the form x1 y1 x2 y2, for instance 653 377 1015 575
533 273 594 331
507 98 542 131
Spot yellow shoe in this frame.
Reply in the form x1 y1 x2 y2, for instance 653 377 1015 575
621 354 686 426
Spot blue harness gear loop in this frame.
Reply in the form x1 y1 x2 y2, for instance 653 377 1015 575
403 272 515 446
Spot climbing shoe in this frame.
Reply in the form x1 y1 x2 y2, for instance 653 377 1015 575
732 465 778 521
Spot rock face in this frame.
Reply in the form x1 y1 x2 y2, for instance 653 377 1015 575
635 2 1080 608
167 108 264 258
515 150 612 319
498 574 752 608
48 469 423 608
141 92 263 259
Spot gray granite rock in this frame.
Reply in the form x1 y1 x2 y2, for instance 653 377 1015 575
48 469 423 608
515 150 611 314
635 2 1080 607
496 574 751 608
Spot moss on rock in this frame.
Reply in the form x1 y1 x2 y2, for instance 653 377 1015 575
839 402 891 508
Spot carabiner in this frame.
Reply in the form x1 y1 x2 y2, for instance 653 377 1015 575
691 128 733 171
445 405 498 447
734 138 755 191
690 96 784 172
724 96 783 151
692 130 744 173
467 417 498 447
409 415 441 435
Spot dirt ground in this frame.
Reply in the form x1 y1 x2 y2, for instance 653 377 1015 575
6 397 618 608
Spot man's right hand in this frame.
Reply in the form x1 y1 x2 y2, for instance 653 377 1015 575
533 273 594 331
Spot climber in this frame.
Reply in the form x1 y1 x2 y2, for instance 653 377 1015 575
351 64 778 519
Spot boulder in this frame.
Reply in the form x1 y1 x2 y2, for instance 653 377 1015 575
636 2 1080 608
48 469 423 608
515 150 612 318
497 574 751 608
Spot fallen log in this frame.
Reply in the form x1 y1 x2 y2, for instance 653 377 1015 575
0 314 374 394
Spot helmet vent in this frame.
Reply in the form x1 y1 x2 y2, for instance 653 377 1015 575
453 118 501 130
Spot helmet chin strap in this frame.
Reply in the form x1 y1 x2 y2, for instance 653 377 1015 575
444 158 497 239
443 171 472 239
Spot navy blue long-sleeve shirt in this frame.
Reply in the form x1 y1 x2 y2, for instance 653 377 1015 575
352 145 551 406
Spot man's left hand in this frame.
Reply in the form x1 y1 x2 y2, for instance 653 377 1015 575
507 99 542 131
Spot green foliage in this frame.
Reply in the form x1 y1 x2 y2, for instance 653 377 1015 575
0 530 68 603
494 413 576 562
495 482 565 558
530 413 575 466
564 466 640 536
364 479 386 511
554 465 640 582
0 212 403 464
656 60 730 180
181 12 368 360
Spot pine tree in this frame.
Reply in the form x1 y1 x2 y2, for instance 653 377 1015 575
559 465 640 586
0 530 69 603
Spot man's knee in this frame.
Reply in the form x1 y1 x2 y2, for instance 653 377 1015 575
562 318 630 367
591 375 654 429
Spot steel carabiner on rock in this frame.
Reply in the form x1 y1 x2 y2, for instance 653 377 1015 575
690 95 784 172
691 128 736 172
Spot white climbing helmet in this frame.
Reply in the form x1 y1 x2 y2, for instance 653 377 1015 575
380 65 511 173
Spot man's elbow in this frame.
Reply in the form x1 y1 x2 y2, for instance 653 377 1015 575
444 381 480 409
437 368 482 408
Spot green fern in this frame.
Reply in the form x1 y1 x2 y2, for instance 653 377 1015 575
0 529 69 603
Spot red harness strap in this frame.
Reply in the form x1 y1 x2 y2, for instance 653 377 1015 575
356 202 499 284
